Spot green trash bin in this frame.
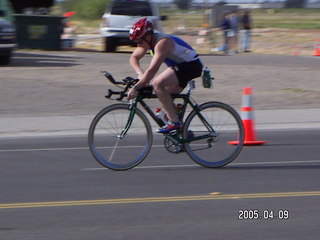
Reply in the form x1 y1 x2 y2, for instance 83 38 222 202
14 14 65 50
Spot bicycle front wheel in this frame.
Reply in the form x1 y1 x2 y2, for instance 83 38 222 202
183 101 244 168
88 104 152 170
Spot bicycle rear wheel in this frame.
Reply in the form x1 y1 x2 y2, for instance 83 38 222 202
183 101 244 168
88 104 152 170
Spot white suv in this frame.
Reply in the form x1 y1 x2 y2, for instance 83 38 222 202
100 0 166 52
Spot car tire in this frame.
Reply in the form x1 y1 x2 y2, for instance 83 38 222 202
0 55 10 65
104 37 117 52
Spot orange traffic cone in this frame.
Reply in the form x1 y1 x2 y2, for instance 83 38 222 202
313 39 320 56
229 87 267 146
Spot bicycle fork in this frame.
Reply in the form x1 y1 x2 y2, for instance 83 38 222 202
117 100 137 139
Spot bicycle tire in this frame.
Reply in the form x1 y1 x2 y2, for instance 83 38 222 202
88 104 153 171
183 101 244 168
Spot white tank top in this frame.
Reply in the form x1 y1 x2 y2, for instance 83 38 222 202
151 32 199 66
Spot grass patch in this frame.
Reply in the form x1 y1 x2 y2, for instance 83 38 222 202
252 9 320 29
161 8 320 29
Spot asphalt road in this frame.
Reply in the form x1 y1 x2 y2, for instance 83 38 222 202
1 130 320 240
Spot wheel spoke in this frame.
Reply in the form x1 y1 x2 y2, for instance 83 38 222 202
109 138 119 163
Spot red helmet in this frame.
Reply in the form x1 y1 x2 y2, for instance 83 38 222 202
129 17 154 41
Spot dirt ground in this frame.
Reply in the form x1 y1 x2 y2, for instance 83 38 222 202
72 27 320 56
2 49 319 118
249 28 320 56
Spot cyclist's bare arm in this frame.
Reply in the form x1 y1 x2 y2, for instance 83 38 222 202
130 46 148 76
131 38 173 88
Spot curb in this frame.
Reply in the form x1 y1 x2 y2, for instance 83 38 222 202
0 108 319 138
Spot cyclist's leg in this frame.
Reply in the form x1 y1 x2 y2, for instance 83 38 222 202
152 68 182 122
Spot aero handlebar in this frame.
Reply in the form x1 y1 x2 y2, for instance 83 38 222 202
101 71 139 101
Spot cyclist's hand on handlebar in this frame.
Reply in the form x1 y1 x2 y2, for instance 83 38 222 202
127 87 138 101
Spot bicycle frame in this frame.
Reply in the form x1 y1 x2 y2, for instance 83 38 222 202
119 91 216 144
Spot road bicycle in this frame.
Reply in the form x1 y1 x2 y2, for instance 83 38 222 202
88 71 244 171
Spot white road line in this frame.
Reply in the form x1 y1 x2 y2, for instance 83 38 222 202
233 160 320 165
0 147 89 152
0 145 165 153
2 146 319 171
82 165 200 171
82 160 320 171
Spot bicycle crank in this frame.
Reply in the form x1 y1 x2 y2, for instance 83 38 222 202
164 131 184 154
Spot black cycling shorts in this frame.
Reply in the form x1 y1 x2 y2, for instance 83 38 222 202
171 59 203 89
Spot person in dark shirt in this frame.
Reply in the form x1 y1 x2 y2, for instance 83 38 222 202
214 12 231 54
240 10 252 52
229 10 239 54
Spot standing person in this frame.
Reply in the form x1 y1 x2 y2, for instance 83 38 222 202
213 13 231 54
241 9 252 52
229 10 239 54
127 18 203 133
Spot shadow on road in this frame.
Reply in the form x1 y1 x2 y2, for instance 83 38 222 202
9 52 81 67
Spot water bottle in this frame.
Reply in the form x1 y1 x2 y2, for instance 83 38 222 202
202 67 213 88
155 108 168 126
